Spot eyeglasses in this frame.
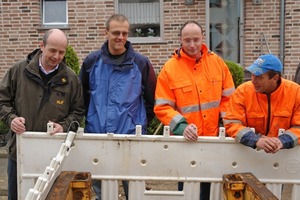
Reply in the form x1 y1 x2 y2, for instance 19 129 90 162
182 38 202 45
109 31 129 37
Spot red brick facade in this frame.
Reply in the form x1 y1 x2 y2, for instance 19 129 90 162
0 0 299 80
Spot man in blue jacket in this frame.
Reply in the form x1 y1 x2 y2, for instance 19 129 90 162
79 14 157 200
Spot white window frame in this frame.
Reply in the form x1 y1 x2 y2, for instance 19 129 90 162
115 0 164 43
42 0 68 27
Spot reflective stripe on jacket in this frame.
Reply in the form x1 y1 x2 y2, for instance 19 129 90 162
154 44 235 136
224 79 300 146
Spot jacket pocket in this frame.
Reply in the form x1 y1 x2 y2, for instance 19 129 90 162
272 111 291 132
49 88 69 119
169 79 193 104
247 116 265 134
128 100 139 122
207 75 222 99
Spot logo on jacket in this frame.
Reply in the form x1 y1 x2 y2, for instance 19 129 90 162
56 100 64 105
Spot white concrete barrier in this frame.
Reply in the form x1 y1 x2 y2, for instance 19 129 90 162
17 128 300 199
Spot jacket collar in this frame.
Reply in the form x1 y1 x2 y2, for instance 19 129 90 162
25 49 70 86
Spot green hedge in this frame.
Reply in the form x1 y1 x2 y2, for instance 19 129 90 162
0 119 8 146
65 45 80 75
0 120 9 135
224 60 244 88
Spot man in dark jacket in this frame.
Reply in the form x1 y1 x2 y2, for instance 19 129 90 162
0 29 85 200
79 14 156 200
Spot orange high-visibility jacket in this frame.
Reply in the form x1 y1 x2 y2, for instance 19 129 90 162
224 79 300 145
154 44 235 136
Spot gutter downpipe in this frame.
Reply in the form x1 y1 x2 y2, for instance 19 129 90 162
280 0 285 70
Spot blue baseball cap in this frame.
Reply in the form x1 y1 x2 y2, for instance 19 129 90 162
246 54 283 76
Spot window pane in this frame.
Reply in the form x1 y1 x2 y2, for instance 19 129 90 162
209 0 240 62
118 0 160 37
44 0 67 24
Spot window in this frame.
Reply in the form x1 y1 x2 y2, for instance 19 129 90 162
117 0 163 43
42 0 68 26
207 0 244 64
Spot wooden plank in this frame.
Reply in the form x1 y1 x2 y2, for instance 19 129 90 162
46 171 92 200
46 171 77 200
239 173 278 200
223 173 278 200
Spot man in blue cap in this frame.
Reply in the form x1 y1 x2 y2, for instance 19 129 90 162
224 54 300 153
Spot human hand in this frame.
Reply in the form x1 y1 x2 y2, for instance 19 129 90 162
271 137 283 153
11 117 26 134
183 124 198 141
256 136 282 153
47 121 63 135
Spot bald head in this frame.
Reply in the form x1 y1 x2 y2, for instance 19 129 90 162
43 29 68 47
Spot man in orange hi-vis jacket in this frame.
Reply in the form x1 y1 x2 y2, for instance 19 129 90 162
154 20 235 200
154 20 235 140
224 54 300 154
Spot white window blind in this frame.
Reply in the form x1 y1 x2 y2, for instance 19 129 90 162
118 2 160 24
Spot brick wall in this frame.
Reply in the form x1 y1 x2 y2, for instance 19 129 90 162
0 0 299 80
243 0 300 80
283 0 300 80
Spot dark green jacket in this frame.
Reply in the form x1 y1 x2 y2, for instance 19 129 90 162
0 49 85 160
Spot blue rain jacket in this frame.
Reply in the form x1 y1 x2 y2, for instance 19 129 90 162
80 41 156 134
